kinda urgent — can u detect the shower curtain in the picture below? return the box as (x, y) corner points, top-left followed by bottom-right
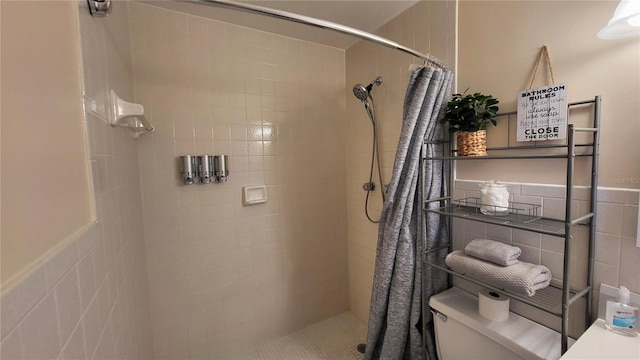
(364, 66), (453, 360)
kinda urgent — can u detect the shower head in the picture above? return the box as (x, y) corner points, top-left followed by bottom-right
(353, 84), (369, 102)
(352, 76), (383, 102)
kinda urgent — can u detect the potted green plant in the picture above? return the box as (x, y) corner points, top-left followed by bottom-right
(441, 91), (499, 156)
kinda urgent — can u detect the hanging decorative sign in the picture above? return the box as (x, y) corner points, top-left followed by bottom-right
(517, 83), (568, 141)
(517, 45), (568, 142)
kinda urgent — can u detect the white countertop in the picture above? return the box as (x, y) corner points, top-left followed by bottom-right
(560, 319), (640, 360)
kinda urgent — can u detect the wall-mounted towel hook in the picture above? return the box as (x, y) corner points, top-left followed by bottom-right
(109, 90), (154, 139)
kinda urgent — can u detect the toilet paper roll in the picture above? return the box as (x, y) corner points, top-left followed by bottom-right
(479, 288), (510, 322)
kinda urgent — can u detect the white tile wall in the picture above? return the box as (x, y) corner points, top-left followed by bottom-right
(128, 3), (349, 358)
(453, 179), (640, 337)
(0, 216), (153, 360)
(0, 2), (154, 359)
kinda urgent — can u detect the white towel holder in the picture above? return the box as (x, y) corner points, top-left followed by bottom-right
(109, 90), (154, 139)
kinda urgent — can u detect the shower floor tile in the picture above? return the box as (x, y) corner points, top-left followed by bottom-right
(230, 312), (366, 360)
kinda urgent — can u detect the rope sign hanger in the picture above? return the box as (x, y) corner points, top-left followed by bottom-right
(528, 45), (556, 89)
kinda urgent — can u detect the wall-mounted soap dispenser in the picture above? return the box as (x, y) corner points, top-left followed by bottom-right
(180, 155), (197, 185)
(198, 155), (213, 184)
(214, 155), (229, 183)
(179, 155), (228, 184)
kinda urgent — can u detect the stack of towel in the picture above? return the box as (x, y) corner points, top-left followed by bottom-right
(445, 239), (551, 297)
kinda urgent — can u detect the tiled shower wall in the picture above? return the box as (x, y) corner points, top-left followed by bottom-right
(128, 3), (349, 358)
(452, 180), (640, 337)
(345, 1), (456, 323)
(0, 2), (154, 359)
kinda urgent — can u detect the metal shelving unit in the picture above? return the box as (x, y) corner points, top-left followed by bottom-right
(420, 96), (601, 355)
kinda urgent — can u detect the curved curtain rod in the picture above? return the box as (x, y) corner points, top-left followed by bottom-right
(185, 0), (448, 70)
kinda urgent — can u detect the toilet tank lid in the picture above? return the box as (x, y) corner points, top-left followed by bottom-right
(429, 287), (570, 360)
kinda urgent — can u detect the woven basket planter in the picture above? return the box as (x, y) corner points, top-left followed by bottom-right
(457, 130), (487, 156)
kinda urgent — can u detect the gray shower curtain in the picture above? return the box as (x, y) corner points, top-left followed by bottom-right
(364, 66), (453, 360)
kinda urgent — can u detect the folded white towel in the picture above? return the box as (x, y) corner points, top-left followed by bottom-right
(445, 250), (551, 297)
(465, 239), (521, 266)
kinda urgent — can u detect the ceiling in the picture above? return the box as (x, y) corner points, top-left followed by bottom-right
(141, 0), (421, 49)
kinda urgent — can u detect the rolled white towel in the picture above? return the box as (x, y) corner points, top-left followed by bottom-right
(465, 239), (521, 266)
(445, 250), (551, 297)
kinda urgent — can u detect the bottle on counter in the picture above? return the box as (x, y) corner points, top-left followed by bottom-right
(605, 286), (638, 337)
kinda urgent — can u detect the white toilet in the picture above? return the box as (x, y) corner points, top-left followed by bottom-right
(429, 287), (571, 360)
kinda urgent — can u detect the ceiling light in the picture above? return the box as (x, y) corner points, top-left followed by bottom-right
(598, 0), (640, 39)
